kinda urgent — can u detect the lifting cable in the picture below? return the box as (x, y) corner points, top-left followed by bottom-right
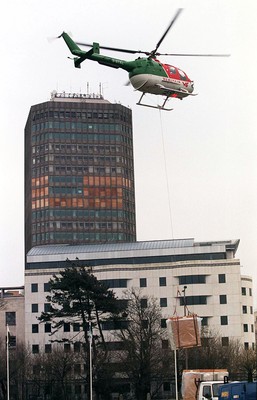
(158, 109), (174, 239)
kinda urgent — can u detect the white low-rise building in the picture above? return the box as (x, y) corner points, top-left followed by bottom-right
(0, 287), (25, 347)
(25, 238), (255, 352)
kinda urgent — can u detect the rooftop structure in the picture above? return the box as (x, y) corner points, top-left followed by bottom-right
(26, 238), (240, 267)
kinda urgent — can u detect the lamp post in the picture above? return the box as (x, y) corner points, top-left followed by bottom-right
(6, 324), (10, 400)
(181, 286), (188, 369)
(88, 320), (93, 400)
(87, 297), (93, 400)
(182, 286), (187, 316)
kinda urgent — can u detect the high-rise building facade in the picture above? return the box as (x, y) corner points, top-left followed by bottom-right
(25, 92), (136, 254)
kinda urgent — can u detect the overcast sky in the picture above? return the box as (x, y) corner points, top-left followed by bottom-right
(1, 0), (257, 306)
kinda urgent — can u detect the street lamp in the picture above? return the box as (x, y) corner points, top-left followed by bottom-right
(6, 325), (10, 400)
(181, 286), (188, 369)
(182, 286), (187, 316)
(88, 321), (93, 400)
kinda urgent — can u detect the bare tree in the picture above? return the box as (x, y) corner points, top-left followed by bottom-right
(115, 288), (173, 400)
(0, 341), (32, 400)
(183, 328), (256, 381)
(27, 346), (85, 400)
(239, 348), (257, 382)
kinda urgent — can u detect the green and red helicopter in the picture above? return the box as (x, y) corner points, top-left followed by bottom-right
(57, 9), (229, 110)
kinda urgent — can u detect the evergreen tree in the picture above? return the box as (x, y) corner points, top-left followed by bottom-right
(38, 261), (124, 399)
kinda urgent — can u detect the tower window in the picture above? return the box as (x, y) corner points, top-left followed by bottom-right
(159, 277), (166, 286)
(220, 316), (228, 325)
(219, 295), (227, 304)
(6, 312), (16, 326)
(160, 298), (167, 307)
(31, 283), (38, 293)
(32, 324), (39, 333)
(140, 278), (147, 287)
(31, 304), (38, 313)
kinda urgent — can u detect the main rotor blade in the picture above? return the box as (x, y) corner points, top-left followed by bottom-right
(75, 9), (184, 57)
(152, 8), (183, 56)
(156, 52), (230, 57)
(76, 41), (150, 55)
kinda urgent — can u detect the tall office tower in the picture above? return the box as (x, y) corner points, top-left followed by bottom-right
(25, 91), (136, 254)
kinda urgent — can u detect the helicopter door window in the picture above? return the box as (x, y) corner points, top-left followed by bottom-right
(178, 69), (187, 81)
(169, 66), (177, 76)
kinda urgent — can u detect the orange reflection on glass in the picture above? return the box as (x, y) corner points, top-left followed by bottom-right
(78, 199), (83, 207)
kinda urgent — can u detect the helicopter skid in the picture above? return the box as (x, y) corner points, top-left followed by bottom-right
(137, 92), (173, 111)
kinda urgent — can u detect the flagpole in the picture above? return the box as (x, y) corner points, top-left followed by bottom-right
(6, 324), (10, 400)
(174, 349), (178, 400)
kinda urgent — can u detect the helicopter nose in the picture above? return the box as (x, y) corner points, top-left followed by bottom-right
(190, 81), (194, 93)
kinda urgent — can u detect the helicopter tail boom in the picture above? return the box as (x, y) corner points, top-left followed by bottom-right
(59, 32), (100, 69)
(59, 32), (82, 55)
(74, 43), (100, 69)
(59, 31), (135, 72)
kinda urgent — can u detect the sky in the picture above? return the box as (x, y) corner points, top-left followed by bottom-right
(1, 0), (257, 306)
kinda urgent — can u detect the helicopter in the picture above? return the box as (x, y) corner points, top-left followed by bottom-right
(58, 9), (229, 111)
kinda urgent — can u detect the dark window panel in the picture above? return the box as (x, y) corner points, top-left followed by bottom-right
(159, 277), (166, 286)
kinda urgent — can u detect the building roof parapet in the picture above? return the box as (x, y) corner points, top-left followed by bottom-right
(28, 239), (194, 256)
(50, 90), (111, 104)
